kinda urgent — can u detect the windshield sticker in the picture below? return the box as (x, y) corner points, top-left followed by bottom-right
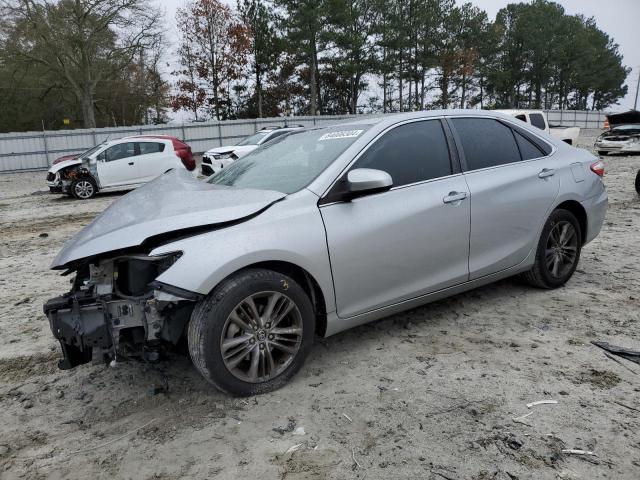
(318, 129), (364, 141)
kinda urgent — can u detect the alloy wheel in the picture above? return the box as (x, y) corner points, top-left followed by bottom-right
(545, 221), (578, 278)
(220, 291), (303, 383)
(74, 180), (94, 199)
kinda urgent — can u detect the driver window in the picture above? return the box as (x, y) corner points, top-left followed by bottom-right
(353, 120), (452, 187)
(104, 142), (136, 162)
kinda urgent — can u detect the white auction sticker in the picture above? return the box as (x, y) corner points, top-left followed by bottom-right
(318, 129), (364, 141)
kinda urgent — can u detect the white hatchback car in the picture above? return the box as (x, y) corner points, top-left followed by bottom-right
(47, 135), (195, 199)
(201, 125), (303, 176)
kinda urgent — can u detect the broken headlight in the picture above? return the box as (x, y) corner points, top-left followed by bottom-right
(113, 252), (182, 297)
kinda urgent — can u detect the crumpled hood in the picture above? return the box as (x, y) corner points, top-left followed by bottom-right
(204, 145), (257, 156)
(49, 158), (82, 174)
(52, 169), (285, 269)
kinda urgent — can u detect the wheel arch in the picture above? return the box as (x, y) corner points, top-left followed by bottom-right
(554, 199), (587, 243)
(214, 260), (328, 337)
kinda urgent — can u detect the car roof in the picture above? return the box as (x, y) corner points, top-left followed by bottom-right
(331, 109), (519, 129)
(260, 125), (304, 132)
(124, 135), (178, 141)
(495, 109), (545, 116)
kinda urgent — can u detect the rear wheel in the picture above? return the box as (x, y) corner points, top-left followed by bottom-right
(521, 209), (582, 289)
(635, 170), (640, 195)
(71, 177), (97, 200)
(188, 269), (314, 396)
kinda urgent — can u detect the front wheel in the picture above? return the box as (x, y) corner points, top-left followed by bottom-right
(635, 170), (640, 195)
(188, 269), (315, 396)
(521, 209), (582, 289)
(71, 177), (97, 200)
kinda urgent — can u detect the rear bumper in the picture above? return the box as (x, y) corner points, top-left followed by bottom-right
(582, 186), (608, 245)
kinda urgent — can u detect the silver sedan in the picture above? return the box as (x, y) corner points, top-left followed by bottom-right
(44, 110), (607, 396)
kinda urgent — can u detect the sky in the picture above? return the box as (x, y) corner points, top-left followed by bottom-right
(155, 0), (640, 111)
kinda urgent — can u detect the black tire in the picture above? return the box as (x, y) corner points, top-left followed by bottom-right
(597, 151), (608, 156)
(521, 209), (582, 289)
(188, 269), (315, 396)
(70, 177), (97, 200)
(635, 170), (640, 195)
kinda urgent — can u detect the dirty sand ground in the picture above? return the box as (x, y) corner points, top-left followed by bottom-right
(0, 131), (638, 480)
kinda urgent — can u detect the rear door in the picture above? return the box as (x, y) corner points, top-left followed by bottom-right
(449, 117), (560, 280)
(320, 119), (471, 318)
(135, 141), (169, 183)
(96, 142), (140, 187)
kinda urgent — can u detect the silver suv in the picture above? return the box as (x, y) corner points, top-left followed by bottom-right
(44, 110), (607, 396)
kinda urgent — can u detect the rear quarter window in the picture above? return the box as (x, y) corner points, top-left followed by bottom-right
(138, 142), (165, 155)
(514, 131), (545, 160)
(529, 113), (546, 130)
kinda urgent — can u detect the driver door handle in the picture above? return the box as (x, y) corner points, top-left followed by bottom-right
(443, 191), (468, 204)
(538, 168), (555, 178)
(128, 162), (135, 166)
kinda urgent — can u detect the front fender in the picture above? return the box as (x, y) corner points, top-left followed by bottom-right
(150, 192), (336, 313)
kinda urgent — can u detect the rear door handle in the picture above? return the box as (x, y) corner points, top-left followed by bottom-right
(128, 162), (135, 166)
(538, 168), (555, 178)
(443, 191), (468, 204)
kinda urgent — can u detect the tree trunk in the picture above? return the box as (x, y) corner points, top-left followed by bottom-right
(351, 74), (360, 114)
(313, 36), (322, 115)
(256, 63), (263, 118)
(440, 70), (449, 109)
(383, 72), (388, 113)
(407, 72), (412, 111)
(79, 84), (96, 128)
(420, 68), (425, 110)
(309, 50), (317, 116)
(399, 49), (403, 112)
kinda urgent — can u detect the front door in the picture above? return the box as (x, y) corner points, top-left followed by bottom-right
(96, 142), (140, 187)
(320, 119), (471, 318)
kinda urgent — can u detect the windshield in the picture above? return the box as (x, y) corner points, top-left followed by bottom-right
(208, 125), (371, 194)
(79, 144), (105, 160)
(236, 131), (271, 146)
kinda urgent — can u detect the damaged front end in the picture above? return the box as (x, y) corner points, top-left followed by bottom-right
(43, 252), (197, 369)
(47, 164), (96, 195)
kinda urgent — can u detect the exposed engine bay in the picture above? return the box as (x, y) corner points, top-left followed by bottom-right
(47, 164), (96, 194)
(43, 252), (196, 369)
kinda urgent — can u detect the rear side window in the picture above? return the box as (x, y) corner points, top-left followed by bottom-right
(514, 131), (545, 160)
(354, 120), (452, 187)
(530, 113), (546, 130)
(451, 118), (521, 171)
(138, 142), (165, 155)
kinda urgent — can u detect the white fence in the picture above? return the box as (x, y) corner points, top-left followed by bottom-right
(0, 110), (609, 173)
(0, 115), (361, 173)
(545, 110), (608, 129)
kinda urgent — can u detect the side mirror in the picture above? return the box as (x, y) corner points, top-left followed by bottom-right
(347, 168), (393, 197)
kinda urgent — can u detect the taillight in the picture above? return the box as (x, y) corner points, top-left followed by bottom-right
(603, 118), (609, 129)
(590, 160), (605, 177)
